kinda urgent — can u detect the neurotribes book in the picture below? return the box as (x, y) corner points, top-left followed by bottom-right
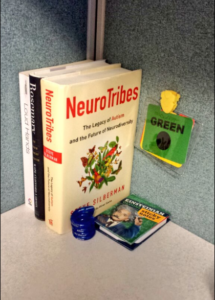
(28, 60), (110, 220)
(96, 194), (170, 250)
(41, 68), (142, 234)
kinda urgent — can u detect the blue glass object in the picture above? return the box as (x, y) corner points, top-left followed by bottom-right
(70, 206), (96, 240)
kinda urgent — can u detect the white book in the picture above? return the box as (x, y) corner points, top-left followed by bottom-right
(41, 67), (142, 234)
(19, 73), (35, 209)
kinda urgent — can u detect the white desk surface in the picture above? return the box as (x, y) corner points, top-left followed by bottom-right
(1, 205), (214, 300)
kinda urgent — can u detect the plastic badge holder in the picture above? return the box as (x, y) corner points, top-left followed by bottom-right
(70, 206), (96, 240)
(134, 96), (201, 176)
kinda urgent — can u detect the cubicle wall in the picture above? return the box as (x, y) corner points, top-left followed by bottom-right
(1, 0), (214, 244)
(1, 0), (87, 212)
(104, 0), (214, 244)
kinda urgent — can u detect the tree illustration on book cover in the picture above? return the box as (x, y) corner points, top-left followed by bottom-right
(78, 136), (122, 193)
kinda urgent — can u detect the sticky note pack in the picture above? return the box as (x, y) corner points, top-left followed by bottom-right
(140, 104), (193, 166)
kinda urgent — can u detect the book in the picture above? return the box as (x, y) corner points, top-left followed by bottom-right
(19, 60), (93, 210)
(41, 67), (142, 234)
(96, 194), (170, 250)
(28, 60), (111, 220)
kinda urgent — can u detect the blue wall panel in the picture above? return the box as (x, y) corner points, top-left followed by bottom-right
(104, 0), (214, 244)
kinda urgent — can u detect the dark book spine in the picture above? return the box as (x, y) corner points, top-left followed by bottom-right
(29, 75), (45, 220)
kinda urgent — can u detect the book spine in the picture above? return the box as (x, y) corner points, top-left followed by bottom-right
(29, 75), (45, 220)
(41, 80), (64, 233)
(19, 73), (35, 210)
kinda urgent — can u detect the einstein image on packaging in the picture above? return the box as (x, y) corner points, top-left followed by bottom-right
(95, 194), (170, 250)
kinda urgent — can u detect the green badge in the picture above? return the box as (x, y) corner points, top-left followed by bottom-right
(141, 104), (193, 165)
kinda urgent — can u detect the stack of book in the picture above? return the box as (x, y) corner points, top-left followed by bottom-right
(19, 60), (142, 234)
